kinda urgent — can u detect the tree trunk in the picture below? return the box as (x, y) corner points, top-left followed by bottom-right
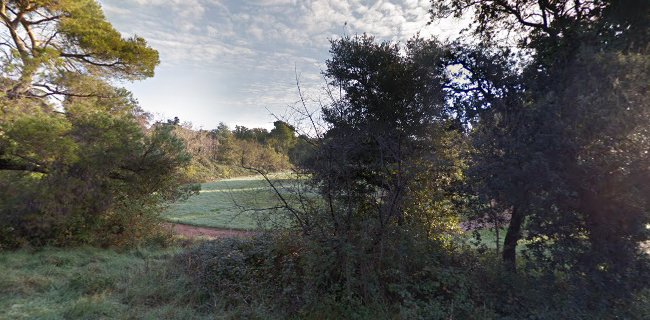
(502, 206), (523, 271)
(0, 158), (48, 173)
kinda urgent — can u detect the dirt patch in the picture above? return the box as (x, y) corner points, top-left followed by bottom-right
(163, 223), (257, 239)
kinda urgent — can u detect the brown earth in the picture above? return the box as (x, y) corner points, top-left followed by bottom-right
(162, 223), (650, 254)
(163, 223), (257, 239)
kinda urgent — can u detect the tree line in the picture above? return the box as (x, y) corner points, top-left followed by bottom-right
(170, 119), (314, 182)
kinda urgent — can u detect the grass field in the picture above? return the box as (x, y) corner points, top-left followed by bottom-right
(162, 174), (295, 230)
(0, 246), (209, 320)
(469, 227), (506, 251)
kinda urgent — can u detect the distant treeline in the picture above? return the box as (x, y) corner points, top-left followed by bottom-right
(170, 119), (315, 182)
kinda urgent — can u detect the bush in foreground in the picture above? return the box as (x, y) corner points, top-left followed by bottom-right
(177, 233), (649, 319)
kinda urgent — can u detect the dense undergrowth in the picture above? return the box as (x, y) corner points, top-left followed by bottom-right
(2, 237), (648, 320)
(176, 234), (650, 319)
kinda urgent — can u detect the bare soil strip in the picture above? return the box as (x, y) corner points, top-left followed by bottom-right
(163, 222), (650, 255)
(164, 223), (256, 239)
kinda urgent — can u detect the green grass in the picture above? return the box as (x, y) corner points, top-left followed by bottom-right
(162, 174), (296, 230)
(469, 227), (506, 251)
(0, 246), (211, 320)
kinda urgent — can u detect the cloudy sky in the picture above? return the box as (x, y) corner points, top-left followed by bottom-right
(99, 0), (464, 129)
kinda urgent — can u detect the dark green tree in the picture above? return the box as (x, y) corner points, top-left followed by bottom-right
(268, 120), (297, 154)
(315, 35), (448, 227)
(288, 35), (467, 302)
(432, 0), (650, 292)
(0, 0), (160, 173)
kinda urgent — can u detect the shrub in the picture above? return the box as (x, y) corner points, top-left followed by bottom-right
(177, 230), (502, 319)
(0, 120), (193, 249)
(178, 233), (305, 318)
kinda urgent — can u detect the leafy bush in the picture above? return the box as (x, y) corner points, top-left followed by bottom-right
(0, 0), (191, 250)
(0, 107), (194, 248)
(178, 230), (650, 319)
(177, 231), (502, 319)
(178, 233), (305, 318)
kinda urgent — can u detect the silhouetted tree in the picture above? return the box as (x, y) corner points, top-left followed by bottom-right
(433, 1), (650, 294)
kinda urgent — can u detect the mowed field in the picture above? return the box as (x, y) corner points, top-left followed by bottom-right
(162, 174), (295, 230)
(163, 174), (513, 248)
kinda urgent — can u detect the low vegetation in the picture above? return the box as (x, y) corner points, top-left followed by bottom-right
(2, 240), (648, 319)
(0, 246), (200, 320)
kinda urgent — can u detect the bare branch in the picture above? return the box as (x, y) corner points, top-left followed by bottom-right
(19, 18), (36, 50)
(60, 53), (123, 67)
(240, 164), (309, 235)
(0, 157), (48, 174)
(32, 83), (115, 99)
(25, 14), (62, 25)
(493, 0), (554, 34)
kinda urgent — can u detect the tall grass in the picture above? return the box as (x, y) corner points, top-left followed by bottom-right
(0, 246), (208, 319)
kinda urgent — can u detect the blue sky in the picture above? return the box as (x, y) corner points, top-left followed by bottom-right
(100, 0), (463, 129)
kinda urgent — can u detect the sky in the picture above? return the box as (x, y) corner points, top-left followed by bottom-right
(99, 0), (464, 130)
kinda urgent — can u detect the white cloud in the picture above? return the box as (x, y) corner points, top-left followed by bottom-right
(100, 0), (467, 129)
(103, 0), (459, 66)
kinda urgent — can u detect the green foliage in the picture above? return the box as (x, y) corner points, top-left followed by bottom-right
(437, 0), (650, 289)
(58, 0), (158, 79)
(268, 120), (297, 153)
(178, 233), (493, 319)
(515, 49), (650, 297)
(274, 36), (471, 310)
(233, 125), (269, 143)
(0, 0), (191, 249)
(179, 234), (647, 319)
(171, 121), (297, 183)
(0, 97), (193, 248)
(0, 0), (159, 99)
(304, 34), (458, 232)
(178, 235), (302, 317)
(401, 127), (469, 243)
(0, 1), (647, 318)
(288, 135), (316, 166)
(0, 244), (646, 320)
